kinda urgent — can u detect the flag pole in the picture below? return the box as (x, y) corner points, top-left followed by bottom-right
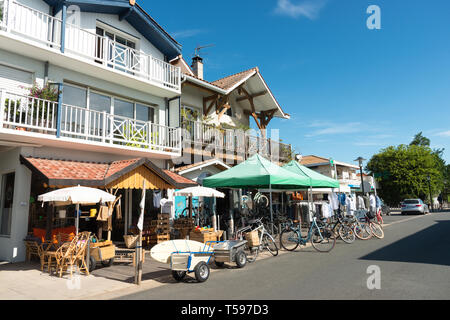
(135, 180), (145, 285)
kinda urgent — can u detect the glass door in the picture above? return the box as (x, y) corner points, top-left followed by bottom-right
(89, 92), (111, 139)
(0, 172), (15, 236)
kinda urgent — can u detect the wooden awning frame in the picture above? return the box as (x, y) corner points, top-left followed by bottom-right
(20, 156), (197, 190)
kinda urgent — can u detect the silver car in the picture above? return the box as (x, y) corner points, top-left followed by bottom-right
(401, 199), (430, 215)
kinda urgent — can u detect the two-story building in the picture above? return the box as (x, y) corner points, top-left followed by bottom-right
(0, 0), (293, 262)
(170, 55), (293, 167)
(0, 0), (196, 262)
(299, 155), (361, 192)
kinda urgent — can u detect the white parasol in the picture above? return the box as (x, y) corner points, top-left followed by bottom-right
(38, 185), (116, 234)
(174, 186), (224, 230)
(174, 186), (225, 198)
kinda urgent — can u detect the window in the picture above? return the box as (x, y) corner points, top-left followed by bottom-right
(225, 106), (233, 117)
(90, 92), (111, 113)
(0, 172), (15, 236)
(63, 84), (87, 108)
(136, 103), (155, 123)
(115, 98), (134, 119)
(96, 26), (137, 72)
(62, 84), (157, 123)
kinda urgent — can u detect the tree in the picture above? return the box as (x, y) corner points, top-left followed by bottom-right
(366, 144), (444, 207)
(410, 132), (430, 147)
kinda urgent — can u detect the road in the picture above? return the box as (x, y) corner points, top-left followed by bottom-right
(116, 211), (450, 300)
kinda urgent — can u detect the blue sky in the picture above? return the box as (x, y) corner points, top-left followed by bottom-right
(143, 0), (450, 164)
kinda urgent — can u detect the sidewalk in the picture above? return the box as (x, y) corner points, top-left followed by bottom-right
(0, 247), (281, 300)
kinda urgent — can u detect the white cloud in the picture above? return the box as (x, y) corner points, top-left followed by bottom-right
(274, 0), (327, 20)
(435, 130), (450, 137)
(171, 29), (205, 39)
(305, 121), (363, 137)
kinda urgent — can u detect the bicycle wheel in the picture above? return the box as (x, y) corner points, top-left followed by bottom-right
(245, 247), (258, 263)
(256, 194), (269, 207)
(280, 228), (300, 251)
(370, 222), (385, 239)
(338, 224), (356, 244)
(262, 233), (278, 256)
(310, 226), (336, 252)
(354, 222), (372, 240)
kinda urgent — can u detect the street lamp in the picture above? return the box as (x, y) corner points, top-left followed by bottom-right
(354, 157), (366, 194)
(427, 175), (433, 212)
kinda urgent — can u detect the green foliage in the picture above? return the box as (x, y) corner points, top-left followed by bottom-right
(410, 132), (430, 147)
(366, 144), (444, 206)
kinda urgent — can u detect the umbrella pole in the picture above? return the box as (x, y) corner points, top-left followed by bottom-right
(212, 197), (217, 231)
(76, 203), (79, 235)
(269, 184), (274, 235)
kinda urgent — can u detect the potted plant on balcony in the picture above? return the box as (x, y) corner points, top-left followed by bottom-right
(27, 83), (59, 132)
(3, 97), (25, 130)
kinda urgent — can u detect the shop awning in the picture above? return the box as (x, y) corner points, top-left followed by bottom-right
(202, 154), (311, 189)
(20, 156), (197, 190)
(282, 160), (340, 188)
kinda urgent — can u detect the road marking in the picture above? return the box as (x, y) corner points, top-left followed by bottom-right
(383, 212), (447, 228)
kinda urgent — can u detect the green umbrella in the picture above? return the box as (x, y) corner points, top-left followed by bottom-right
(203, 154), (311, 235)
(203, 154), (311, 189)
(282, 161), (340, 188)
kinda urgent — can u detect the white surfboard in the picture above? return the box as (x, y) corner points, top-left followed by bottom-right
(150, 239), (211, 264)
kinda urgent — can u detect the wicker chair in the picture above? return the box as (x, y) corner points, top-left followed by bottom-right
(55, 231), (91, 278)
(74, 232), (91, 276)
(53, 234), (80, 277)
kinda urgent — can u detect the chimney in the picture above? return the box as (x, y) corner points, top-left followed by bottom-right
(191, 56), (204, 80)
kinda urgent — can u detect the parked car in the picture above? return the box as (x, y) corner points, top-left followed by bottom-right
(401, 199), (430, 215)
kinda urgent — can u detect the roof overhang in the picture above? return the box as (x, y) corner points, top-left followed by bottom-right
(20, 156), (197, 189)
(176, 159), (231, 175)
(182, 69), (290, 120)
(45, 0), (182, 60)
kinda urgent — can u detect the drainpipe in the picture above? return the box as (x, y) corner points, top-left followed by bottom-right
(44, 62), (49, 86)
(56, 83), (63, 138)
(60, 3), (67, 53)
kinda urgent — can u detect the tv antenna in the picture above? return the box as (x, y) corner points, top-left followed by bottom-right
(193, 44), (215, 58)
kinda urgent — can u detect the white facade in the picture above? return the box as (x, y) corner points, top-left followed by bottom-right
(0, 0), (182, 262)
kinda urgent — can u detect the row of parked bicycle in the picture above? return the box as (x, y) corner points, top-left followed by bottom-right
(226, 207), (385, 263)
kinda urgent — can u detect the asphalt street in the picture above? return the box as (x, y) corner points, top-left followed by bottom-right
(117, 211), (450, 300)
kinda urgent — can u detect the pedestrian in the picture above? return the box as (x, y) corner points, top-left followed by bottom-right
(438, 193), (443, 211)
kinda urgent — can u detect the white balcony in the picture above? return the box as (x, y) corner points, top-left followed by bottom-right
(181, 119), (292, 161)
(0, 90), (182, 157)
(0, 0), (181, 94)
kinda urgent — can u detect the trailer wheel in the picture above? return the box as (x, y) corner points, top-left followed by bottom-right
(235, 250), (247, 268)
(194, 262), (210, 282)
(214, 261), (225, 268)
(101, 258), (114, 267)
(172, 271), (187, 282)
(88, 255), (96, 273)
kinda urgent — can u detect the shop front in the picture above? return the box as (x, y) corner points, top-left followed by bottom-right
(19, 156), (197, 266)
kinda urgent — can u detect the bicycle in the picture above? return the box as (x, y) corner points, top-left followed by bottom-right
(242, 192), (269, 209)
(353, 209), (384, 239)
(365, 210), (384, 239)
(352, 212), (373, 240)
(323, 212), (356, 244)
(235, 218), (278, 262)
(280, 217), (336, 252)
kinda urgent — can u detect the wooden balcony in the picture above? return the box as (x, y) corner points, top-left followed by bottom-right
(181, 119), (292, 164)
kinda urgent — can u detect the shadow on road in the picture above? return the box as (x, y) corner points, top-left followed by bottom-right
(360, 220), (450, 267)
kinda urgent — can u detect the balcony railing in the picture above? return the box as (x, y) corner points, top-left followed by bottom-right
(0, 90), (182, 154)
(0, 0), (181, 91)
(181, 119), (292, 161)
